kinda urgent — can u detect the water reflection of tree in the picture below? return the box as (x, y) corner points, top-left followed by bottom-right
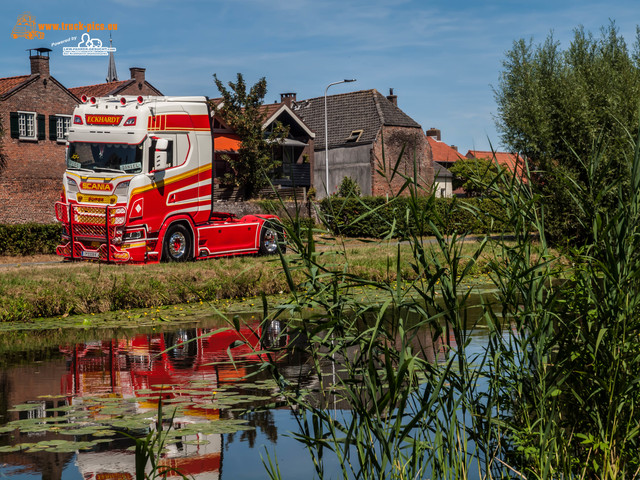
(226, 409), (278, 448)
(0, 373), (9, 428)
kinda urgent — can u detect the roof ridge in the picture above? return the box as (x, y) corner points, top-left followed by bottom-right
(0, 73), (32, 82)
(371, 89), (386, 125)
(302, 88), (375, 104)
(0, 74), (38, 99)
(69, 79), (129, 91)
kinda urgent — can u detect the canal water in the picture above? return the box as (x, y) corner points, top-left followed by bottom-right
(0, 314), (490, 480)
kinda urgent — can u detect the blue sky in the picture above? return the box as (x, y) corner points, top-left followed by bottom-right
(3, 0), (639, 153)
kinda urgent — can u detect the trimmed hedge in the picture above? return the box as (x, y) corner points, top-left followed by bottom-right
(0, 224), (61, 256)
(318, 196), (509, 238)
(0, 197), (508, 255)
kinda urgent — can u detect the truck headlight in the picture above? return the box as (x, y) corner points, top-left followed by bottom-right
(114, 180), (130, 195)
(67, 177), (78, 193)
(123, 230), (144, 241)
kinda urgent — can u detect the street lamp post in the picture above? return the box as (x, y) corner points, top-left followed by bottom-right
(324, 79), (356, 197)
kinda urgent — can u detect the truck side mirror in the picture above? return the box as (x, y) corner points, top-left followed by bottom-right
(154, 138), (170, 171)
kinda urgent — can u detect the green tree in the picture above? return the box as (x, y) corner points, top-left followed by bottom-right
(212, 73), (289, 199)
(449, 156), (502, 197)
(494, 22), (640, 243)
(335, 176), (362, 198)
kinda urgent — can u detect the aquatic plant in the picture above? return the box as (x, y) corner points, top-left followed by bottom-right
(257, 125), (640, 478)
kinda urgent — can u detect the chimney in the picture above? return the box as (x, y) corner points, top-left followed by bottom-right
(426, 128), (441, 141)
(451, 145), (458, 151)
(280, 92), (296, 108)
(29, 48), (51, 77)
(387, 88), (397, 106)
(130, 67), (146, 90)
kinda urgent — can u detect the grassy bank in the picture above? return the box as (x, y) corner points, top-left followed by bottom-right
(0, 236), (549, 323)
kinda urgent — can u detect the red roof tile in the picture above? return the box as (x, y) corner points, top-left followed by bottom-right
(68, 80), (131, 98)
(466, 150), (527, 179)
(427, 136), (464, 164)
(0, 75), (33, 97)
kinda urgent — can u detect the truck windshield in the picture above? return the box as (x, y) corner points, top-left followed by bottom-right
(67, 142), (144, 174)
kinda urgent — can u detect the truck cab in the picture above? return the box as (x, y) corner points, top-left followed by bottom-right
(56, 95), (282, 263)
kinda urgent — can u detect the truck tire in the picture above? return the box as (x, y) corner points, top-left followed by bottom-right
(259, 225), (285, 255)
(163, 329), (197, 368)
(162, 223), (192, 262)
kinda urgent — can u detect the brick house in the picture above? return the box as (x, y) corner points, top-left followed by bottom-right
(466, 150), (527, 180)
(68, 67), (162, 99)
(292, 89), (434, 198)
(0, 48), (162, 224)
(426, 128), (464, 197)
(0, 49), (79, 223)
(211, 94), (315, 200)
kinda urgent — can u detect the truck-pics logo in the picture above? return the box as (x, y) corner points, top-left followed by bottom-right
(12, 12), (43, 39)
(63, 33), (116, 56)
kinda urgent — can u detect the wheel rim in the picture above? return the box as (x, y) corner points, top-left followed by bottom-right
(263, 228), (278, 253)
(168, 231), (186, 259)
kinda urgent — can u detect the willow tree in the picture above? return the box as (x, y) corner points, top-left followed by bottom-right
(494, 22), (640, 243)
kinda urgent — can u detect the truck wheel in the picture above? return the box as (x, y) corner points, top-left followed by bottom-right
(259, 225), (285, 255)
(162, 224), (192, 262)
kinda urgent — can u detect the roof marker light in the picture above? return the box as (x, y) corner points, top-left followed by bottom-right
(81, 94), (88, 103)
(120, 97), (126, 106)
(137, 96), (144, 104)
(90, 97), (97, 105)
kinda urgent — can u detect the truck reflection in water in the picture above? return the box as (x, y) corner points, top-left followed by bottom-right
(0, 318), (458, 480)
(57, 320), (290, 480)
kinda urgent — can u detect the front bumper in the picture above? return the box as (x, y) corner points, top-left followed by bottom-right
(55, 202), (141, 263)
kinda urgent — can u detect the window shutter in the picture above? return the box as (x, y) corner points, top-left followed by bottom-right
(10, 112), (19, 138)
(37, 114), (46, 140)
(49, 115), (58, 141)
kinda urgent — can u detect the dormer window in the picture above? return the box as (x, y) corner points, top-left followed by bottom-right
(345, 129), (363, 143)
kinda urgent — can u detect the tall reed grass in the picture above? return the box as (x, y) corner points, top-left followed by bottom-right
(257, 127), (640, 478)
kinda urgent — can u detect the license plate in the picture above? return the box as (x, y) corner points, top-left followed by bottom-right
(81, 250), (100, 258)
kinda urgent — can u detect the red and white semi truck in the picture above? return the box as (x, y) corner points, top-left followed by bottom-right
(55, 95), (282, 263)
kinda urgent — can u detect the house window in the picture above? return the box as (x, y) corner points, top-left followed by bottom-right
(18, 111), (37, 140)
(56, 115), (71, 142)
(345, 129), (363, 143)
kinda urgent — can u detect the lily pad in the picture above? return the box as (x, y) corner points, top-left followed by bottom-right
(0, 444), (22, 453)
(182, 439), (210, 445)
(9, 403), (42, 412)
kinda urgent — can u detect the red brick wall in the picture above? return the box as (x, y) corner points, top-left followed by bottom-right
(370, 126), (434, 197)
(117, 82), (162, 96)
(0, 76), (78, 224)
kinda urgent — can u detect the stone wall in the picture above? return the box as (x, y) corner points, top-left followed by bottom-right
(214, 200), (316, 222)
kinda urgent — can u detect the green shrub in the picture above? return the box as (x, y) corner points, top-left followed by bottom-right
(335, 176), (361, 198)
(0, 224), (61, 256)
(318, 196), (507, 238)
